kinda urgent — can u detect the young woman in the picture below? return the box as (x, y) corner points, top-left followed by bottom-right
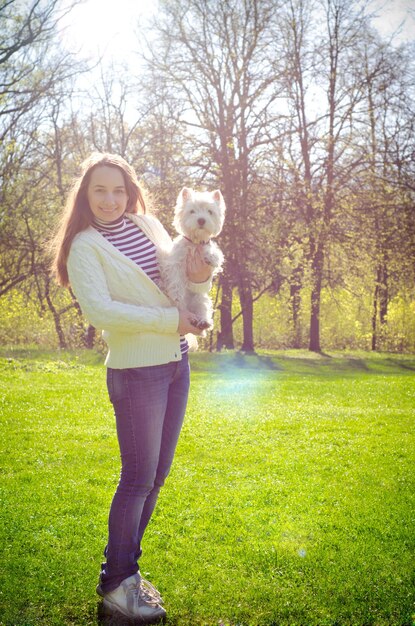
(51, 152), (212, 622)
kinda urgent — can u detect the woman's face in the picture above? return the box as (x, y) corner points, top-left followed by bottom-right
(87, 165), (129, 222)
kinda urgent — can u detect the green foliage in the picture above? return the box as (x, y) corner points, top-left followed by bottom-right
(0, 288), (104, 350)
(0, 349), (414, 625)
(0, 289), (56, 346)
(380, 290), (415, 352)
(222, 287), (415, 352)
(1, 284), (414, 352)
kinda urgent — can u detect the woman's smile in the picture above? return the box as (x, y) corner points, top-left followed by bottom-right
(87, 165), (128, 222)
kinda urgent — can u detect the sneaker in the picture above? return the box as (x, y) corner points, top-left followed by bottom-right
(97, 573), (164, 605)
(102, 574), (166, 623)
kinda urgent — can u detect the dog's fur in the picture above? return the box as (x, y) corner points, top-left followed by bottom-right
(158, 187), (225, 332)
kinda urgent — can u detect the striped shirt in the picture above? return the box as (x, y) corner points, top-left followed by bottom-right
(93, 214), (188, 355)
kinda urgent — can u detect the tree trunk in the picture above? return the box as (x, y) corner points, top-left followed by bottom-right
(371, 263), (388, 350)
(44, 282), (67, 349)
(84, 324), (96, 349)
(217, 275), (234, 350)
(378, 263), (388, 325)
(239, 279), (255, 353)
(290, 266), (303, 348)
(371, 279), (379, 351)
(309, 244), (324, 352)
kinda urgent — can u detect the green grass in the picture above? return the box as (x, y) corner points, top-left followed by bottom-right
(0, 348), (414, 625)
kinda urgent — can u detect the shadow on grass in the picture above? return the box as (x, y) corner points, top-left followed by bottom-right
(2, 345), (414, 377)
(190, 350), (415, 377)
(231, 351), (282, 370)
(385, 358), (415, 372)
(310, 350), (333, 358)
(0, 345), (105, 365)
(97, 601), (167, 625)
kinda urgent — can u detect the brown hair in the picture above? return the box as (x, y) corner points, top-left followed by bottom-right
(50, 152), (146, 287)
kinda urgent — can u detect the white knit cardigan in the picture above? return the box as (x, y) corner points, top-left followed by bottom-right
(67, 213), (211, 368)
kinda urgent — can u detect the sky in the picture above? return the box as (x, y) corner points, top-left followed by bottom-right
(369, 0), (415, 40)
(60, 0), (151, 63)
(61, 0), (415, 68)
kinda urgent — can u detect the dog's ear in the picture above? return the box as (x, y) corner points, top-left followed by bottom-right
(212, 190), (225, 206)
(180, 187), (193, 202)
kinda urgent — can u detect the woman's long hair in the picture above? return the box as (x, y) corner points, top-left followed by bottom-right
(50, 152), (146, 287)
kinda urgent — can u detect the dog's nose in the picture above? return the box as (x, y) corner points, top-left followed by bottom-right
(197, 218), (206, 227)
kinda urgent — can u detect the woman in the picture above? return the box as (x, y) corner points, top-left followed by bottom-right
(51, 152), (212, 622)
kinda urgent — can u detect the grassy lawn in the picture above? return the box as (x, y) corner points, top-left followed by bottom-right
(0, 347), (414, 626)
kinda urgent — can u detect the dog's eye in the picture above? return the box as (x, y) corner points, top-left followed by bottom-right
(208, 210), (213, 215)
(190, 210), (195, 214)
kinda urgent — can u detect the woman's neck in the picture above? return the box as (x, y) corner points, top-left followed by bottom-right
(93, 213), (126, 231)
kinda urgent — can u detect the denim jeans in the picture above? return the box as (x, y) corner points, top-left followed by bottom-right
(99, 353), (190, 593)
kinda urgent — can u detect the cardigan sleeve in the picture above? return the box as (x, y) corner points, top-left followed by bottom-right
(187, 277), (213, 294)
(67, 239), (179, 334)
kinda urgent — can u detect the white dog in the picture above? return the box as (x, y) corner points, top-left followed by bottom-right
(159, 187), (225, 332)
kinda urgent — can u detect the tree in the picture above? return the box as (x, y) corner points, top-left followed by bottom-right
(0, 0), (82, 141)
(0, 0), (88, 347)
(143, 0), (284, 351)
(352, 34), (415, 349)
(275, 0), (375, 351)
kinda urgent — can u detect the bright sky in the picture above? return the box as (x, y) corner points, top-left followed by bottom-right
(369, 0), (415, 41)
(61, 0), (415, 68)
(60, 0), (152, 63)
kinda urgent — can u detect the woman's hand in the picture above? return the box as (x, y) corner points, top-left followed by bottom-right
(186, 245), (212, 283)
(177, 310), (204, 335)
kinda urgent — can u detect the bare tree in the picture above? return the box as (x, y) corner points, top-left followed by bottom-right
(276, 0), (375, 351)
(0, 0), (83, 141)
(143, 0), (284, 351)
(352, 34), (415, 349)
(0, 0), (88, 347)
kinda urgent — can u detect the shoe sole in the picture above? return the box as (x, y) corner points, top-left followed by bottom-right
(102, 598), (166, 624)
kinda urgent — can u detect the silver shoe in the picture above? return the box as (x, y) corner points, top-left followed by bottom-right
(97, 573), (164, 605)
(102, 574), (166, 623)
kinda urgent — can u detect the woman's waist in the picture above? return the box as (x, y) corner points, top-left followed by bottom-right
(102, 329), (182, 369)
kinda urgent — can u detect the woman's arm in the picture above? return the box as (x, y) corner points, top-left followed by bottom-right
(187, 276), (213, 294)
(67, 240), (179, 333)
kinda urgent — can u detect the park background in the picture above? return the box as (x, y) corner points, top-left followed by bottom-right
(1, 0), (414, 354)
(1, 1), (415, 625)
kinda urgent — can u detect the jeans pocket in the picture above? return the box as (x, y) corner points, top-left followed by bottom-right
(106, 368), (128, 404)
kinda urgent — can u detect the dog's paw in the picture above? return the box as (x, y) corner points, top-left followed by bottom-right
(191, 318), (212, 331)
(203, 247), (224, 270)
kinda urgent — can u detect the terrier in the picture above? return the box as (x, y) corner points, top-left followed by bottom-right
(159, 187), (225, 332)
